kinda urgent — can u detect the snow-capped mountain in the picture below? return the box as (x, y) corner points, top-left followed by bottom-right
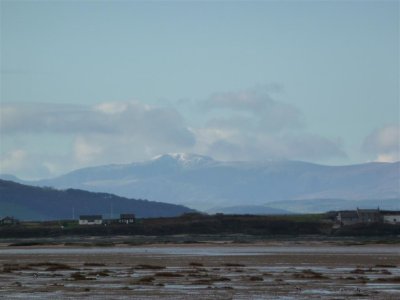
(3, 153), (399, 212)
(151, 153), (215, 168)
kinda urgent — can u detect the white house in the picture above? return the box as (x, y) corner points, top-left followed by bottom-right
(119, 214), (135, 224)
(79, 215), (103, 225)
(382, 211), (400, 224)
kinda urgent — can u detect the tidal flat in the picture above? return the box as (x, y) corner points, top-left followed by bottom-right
(0, 239), (399, 299)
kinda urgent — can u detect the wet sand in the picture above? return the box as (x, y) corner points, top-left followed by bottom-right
(1, 242), (399, 299)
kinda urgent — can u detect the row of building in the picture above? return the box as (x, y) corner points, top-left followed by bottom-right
(78, 214), (135, 225)
(0, 214), (136, 226)
(2, 209), (400, 227)
(335, 208), (400, 227)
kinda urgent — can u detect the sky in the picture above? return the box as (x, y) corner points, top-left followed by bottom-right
(0, 0), (399, 179)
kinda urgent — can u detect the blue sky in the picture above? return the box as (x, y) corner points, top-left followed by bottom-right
(1, 0), (399, 179)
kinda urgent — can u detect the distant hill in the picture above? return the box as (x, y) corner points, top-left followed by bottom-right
(2, 153), (399, 212)
(0, 179), (194, 221)
(207, 199), (400, 215)
(266, 198), (400, 213)
(207, 205), (293, 215)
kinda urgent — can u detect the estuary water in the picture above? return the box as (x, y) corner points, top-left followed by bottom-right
(1, 244), (399, 256)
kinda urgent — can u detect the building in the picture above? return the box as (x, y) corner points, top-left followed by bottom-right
(356, 208), (382, 223)
(336, 208), (381, 227)
(119, 214), (135, 224)
(335, 208), (400, 227)
(79, 215), (103, 225)
(337, 211), (360, 226)
(0, 216), (19, 226)
(382, 211), (400, 224)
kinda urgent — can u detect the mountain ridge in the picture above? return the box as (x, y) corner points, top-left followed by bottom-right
(0, 179), (194, 221)
(1, 154), (399, 212)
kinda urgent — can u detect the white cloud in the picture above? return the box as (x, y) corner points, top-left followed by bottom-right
(0, 87), (348, 178)
(362, 124), (400, 162)
(193, 87), (343, 162)
(204, 85), (282, 111)
(376, 153), (398, 163)
(202, 87), (304, 132)
(73, 136), (103, 164)
(193, 127), (345, 162)
(0, 149), (61, 179)
(1, 101), (197, 177)
(281, 133), (346, 160)
(0, 149), (27, 173)
(0, 103), (107, 134)
(1, 101), (195, 146)
(42, 161), (62, 175)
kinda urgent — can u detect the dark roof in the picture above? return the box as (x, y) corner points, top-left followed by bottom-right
(381, 211), (400, 215)
(338, 211), (359, 218)
(79, 215), (102, 220)
(357, 208), (380, 214)
(120, 214), (135, 219)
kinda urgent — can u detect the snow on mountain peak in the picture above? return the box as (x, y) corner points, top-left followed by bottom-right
(151, 153), (214, 167)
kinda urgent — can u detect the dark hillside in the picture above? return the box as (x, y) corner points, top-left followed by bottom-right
(0, 180), (194, 221)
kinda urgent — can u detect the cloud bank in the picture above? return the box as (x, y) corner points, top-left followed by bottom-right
(362, 124), (399, 162)
(203, 86), (304, 132)
(196, 87), (344, 161)
(1, 101), (195, 177)
(1, 87), (347, 178)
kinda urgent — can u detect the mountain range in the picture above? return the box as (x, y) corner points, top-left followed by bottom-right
(2, 153), (399, 214)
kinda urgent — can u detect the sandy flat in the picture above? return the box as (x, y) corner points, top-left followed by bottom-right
(1, 242), (399, 299)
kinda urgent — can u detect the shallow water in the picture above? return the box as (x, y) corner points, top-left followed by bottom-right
(1, 245), (399, 256)
(1, 244), (399, 299)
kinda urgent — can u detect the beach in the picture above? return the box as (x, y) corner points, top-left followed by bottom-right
(1, 240), (399, 299)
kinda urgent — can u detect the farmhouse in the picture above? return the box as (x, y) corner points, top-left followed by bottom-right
(119, 214), (135, 224)
(356, 208), (382, 223)
(336, 208), (400, 227)
(79, 215), (103, 225)
(337, 211), (359, 226)
(0, 216), (19, 226)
